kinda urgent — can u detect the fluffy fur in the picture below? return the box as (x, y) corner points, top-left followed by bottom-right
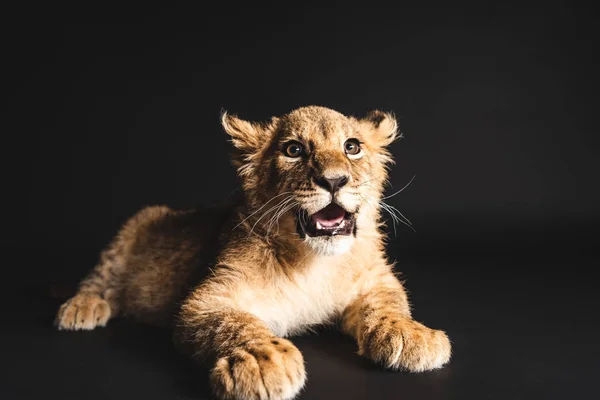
(56, 106), (451, 400)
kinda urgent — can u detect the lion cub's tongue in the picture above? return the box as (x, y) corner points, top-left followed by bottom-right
(311, 204), (345, 227)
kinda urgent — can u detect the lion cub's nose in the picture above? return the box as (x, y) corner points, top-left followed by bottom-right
(314, 175), (349, 193)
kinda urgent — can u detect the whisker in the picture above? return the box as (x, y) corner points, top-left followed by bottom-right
(360, 192), (416, 234)
(386, 203), (412, 226)
(270, 201), (300, 236)
(381, 175), (416, 200)
(379, 202), (398, 236)
(369, 193), (412, 227)
(383, 203), (415, 232)
(264, 197), (295, 232)
(360, 193), (397, 235)
(248, 196), (294, 237)
(293, 246), (316, 268)
(358, 174), (379, 187)
(359, 194), (374, 210)
(233, 191), (292, 231)
(266, 198), (297, 235)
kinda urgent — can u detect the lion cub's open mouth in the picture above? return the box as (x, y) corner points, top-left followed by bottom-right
(297, 203), (356, 237)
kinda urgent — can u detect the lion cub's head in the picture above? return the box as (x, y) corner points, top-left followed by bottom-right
(222, 106), (399, 256)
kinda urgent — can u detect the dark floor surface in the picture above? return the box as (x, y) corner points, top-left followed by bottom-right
(1, 238), (597, 400)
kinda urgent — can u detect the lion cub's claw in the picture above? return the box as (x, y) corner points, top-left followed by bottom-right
(55, 293), (111, 331)
(211, 337), (306, 400)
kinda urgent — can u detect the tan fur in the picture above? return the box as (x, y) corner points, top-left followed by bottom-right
(56, 106), (451, 400)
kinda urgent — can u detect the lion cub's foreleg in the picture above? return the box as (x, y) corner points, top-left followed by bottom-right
(342, 271), (451, 372)
(174, 291), (306, 400)
(55, 245), (121, 330)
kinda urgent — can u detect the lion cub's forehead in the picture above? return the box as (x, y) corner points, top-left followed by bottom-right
(281, 106), (358, 142)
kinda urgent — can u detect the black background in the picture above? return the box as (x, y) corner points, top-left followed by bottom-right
(2, 2), (599, 399)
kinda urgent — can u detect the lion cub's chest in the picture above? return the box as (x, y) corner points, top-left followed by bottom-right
(233, 261), (357, 337)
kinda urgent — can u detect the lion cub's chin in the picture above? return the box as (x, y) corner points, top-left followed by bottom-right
(305, 235), (354, 256)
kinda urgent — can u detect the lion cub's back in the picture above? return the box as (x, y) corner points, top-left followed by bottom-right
(119, 204), (234, 326)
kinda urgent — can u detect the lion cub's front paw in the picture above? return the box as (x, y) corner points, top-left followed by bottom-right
(360, 316), (451, 372)
(211, 337), (306, 400)
(55, 293), (111, 331)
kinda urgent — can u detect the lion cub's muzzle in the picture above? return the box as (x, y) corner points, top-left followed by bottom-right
(296, 203), (356, 237)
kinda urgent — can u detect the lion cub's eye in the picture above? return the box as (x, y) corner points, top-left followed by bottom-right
(344, 139), (361, 155)
(283, 141), (304, 158)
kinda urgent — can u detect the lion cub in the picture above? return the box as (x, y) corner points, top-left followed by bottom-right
(56, 106), (451, 400)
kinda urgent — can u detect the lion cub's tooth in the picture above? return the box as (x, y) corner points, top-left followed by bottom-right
(316, 221), (323, 230)
(339, 219), (346, 228)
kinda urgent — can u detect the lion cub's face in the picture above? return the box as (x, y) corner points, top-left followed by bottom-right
(223, 106), (399, 256)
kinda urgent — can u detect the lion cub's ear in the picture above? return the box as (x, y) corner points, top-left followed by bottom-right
(221, 111), (278, 153)
(359, 110), (400, 147)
